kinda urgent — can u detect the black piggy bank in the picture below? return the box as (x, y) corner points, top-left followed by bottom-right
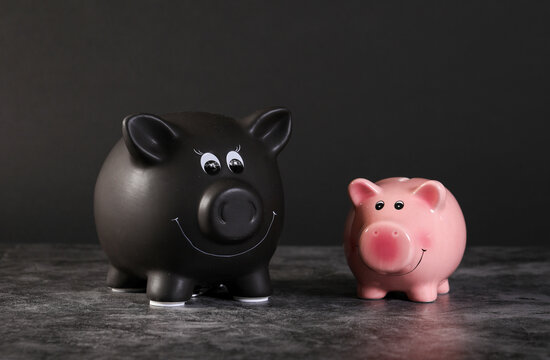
(94, 107), (291, 307)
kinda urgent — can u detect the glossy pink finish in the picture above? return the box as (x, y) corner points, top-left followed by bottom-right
(344, 177), (466, 302)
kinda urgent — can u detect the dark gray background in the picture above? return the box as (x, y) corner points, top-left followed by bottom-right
(1, 1), (548, 246)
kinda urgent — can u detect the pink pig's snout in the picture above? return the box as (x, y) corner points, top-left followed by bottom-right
(359, 222), (415, 274)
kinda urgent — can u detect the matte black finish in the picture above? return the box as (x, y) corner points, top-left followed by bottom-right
(94, 108), (292, 303)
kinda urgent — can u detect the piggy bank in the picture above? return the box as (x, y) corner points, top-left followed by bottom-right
(94, 107), (291, 306)
(344, 177), (466, 302)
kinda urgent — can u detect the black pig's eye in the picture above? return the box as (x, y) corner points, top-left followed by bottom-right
(226, 150), (244, 174)
(200, 152), (221, 175)
(375, 201), (384, 210)
(394, 201), (404, 210)
(229, 159), (243, 173)
(204, 160), (221, 175)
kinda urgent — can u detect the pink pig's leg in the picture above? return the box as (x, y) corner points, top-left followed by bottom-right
(437, 279), (450, 294)
(406, 284), (438, 303)
(357, 284), (387, 300)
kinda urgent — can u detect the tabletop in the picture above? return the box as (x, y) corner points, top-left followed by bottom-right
(0, 245), (548, 359)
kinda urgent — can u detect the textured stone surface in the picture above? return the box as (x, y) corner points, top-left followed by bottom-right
(0, 245), (548, 359)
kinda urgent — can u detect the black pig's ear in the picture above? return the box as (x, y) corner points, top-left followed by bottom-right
(240, 107), (292, 156)
(122, 113), (178, 163)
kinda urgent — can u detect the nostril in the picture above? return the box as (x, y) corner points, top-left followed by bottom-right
(219, 202), (227, 223)
(249, 200), (257, 222)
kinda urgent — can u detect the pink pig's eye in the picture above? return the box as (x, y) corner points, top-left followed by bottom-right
(375, 201), (384, 210)
(394, 201), (404, 210)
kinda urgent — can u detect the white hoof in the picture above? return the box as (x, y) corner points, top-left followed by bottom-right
(149, 300), (186, 307)
(233, 296), (269, 303)
(110, 287), (145, 293)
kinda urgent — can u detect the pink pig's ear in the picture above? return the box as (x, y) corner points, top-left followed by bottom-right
(348, 179), (382, 207)
(413, 180), (446, 212)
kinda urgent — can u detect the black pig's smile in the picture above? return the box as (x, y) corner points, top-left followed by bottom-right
(171, 211), (277, 258)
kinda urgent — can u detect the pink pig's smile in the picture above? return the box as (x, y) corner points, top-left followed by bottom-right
(358, 247), (427, 276)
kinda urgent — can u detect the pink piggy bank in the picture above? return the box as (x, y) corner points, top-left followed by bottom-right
(344, 177), (466, 302)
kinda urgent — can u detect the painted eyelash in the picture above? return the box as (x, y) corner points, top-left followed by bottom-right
(195, 146), (239, 155)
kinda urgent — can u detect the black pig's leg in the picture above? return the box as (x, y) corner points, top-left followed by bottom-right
(146, 271), (195, 307)
(228, 266), (272, 303)
(107, 265), (146, 292)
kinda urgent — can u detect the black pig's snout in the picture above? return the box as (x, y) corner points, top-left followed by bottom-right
(199, 181), (263, 243)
